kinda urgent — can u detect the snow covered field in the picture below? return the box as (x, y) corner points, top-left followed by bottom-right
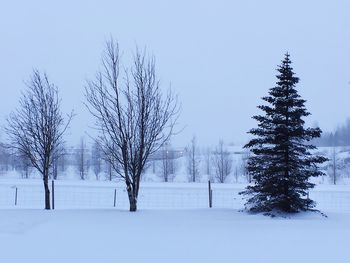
(1, 180), (350, 262)
(1, 209), (349, 263)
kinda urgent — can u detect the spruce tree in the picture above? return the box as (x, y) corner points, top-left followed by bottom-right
(241, 53), (327, 214)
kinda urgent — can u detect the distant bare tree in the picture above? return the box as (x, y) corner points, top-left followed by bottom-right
(151, 159), (157, 174)
(57, 145), (67, 175)
(241, 149), (251, 183)
(17, 154), (32, 179)
(212, 140), (232, 183)
(159, 142), (177, 182)
(103, 145), (117, 181)
(328, 146), (342, 185)
(106, 161), (115, 181)
(343, 155), (350, 180)
(91, 141), (103, 180)
(51, 154), (58, 180)
(0, 143), (11, 174)
(186, 136), (200, 182)
(6, 70), (72, 209)
(76, 137), (90, 180)
(204, 147), (212, 180)
(51, 145), (66, 180)
(85, 39), (179, 211)
(234, 164), (239, 183)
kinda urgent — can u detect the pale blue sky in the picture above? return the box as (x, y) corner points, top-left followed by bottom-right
(0, 0), (349, 147)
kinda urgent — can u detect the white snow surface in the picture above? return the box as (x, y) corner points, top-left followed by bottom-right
(1, 179), (350, 262)
(0, 209), (349, 263)
(0, 179), (350, 263)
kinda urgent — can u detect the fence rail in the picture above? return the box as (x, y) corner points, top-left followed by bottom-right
(0, 181), (349, 212)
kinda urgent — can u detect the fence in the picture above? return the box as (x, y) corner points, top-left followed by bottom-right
(0, 180), (349, 212)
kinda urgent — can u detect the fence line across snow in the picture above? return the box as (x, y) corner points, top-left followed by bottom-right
(0, 180), (349, 212)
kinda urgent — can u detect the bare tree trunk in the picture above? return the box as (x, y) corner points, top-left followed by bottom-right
(43, 169), (50, 210)
(129, 196), (137, 212)
(126, 182), (137, 212)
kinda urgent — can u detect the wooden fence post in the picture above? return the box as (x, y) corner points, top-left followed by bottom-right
(113, 189), (117, 207)
(14, 187), (18, 206)
(52, 180), (55, 210)
(208, 180), (212, 208)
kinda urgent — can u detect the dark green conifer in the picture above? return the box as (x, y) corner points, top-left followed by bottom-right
(241, 53), (327, 214)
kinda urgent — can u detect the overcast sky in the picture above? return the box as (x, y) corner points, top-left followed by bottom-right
(0, 0), (349, 147)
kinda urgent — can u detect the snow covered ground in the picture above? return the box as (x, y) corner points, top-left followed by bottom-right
(1, 179), (350, 262)
(0, 209), (349, 263)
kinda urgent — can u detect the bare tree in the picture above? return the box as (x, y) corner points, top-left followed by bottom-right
(159, 142), (177, 182)
(51, 154), (58, 180)
(204, 147), (212, 180)
(241, 149), (251, 183)
(91, 141), (103, 180)
(212, 140), (232, 183)
(17, 153), (32, 179)
(57, 145), (67, 176)
(106, 161), (115, 181)
(328, 146), (342, 185)
(51, 144), (66, 180)
(76, 137), (90, 180)
(151, 159), (157, 174)
(343, 155), (350, 180)
(186, 136), (200, 182)
(6, 70), (72, 209)
(103, 145), (118, 181)
(0, 143), (11, 174)
(234, 164), (239, 183)
(85, 39), (179, 211)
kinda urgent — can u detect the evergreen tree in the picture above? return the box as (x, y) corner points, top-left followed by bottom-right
(241, 53), (327, 214)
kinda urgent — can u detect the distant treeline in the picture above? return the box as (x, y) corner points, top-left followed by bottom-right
(315, 119), (350, 147)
